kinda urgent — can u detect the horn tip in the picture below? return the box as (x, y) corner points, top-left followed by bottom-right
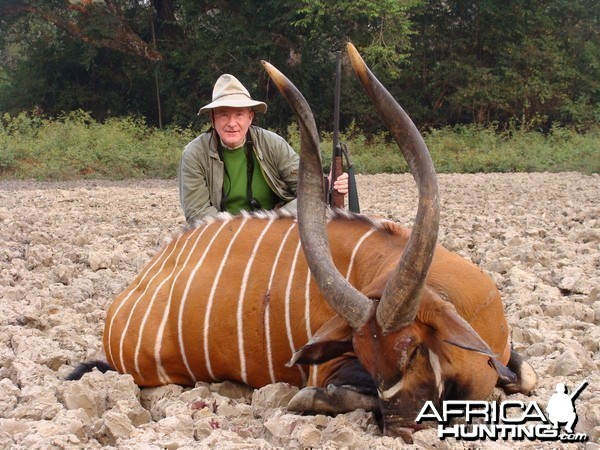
(346, 42), (367, 76)
(262, 60), (282, 80)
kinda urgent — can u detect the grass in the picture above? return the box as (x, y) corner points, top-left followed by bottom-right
(0, 111), (195, 180)
(0, 110), (598, 181)
(309, 122), (600, 175)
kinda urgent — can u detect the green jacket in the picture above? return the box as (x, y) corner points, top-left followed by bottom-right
(178, 125), (299, 224)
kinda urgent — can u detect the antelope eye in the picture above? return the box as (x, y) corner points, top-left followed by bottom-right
(407, 346), (419, 365)
(398, 344), (420, 370)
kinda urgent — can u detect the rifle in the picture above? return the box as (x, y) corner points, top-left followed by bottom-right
(328, 51), (360, 212)
(569, 380), (588, 402)
(328, 51), (345, 208)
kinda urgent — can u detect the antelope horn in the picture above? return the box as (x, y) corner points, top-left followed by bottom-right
(346, 42), (440, 333)
(261, 60), (372, 330)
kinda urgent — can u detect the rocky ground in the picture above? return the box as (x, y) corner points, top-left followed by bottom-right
(0, 172), (598, 449)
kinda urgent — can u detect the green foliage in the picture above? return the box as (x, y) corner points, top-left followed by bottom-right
(0, 0), (599, 134)
(0, 113), (597, 181)
(424, 125), (600, 174)
(279, 119), (599, 176)
(406, 0), (600, 129)
(0, 111), (194, 180)
(293, 0), (417, 69)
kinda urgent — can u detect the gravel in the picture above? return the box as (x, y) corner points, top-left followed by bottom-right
(0, 172), (598, 448)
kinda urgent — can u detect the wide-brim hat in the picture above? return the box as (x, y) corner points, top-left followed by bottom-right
(198, 74), (267, 115)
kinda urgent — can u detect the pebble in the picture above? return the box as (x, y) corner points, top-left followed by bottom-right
(1, 174), (598, 448)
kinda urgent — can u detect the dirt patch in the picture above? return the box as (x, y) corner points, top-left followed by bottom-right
(0, 173), (598, 448)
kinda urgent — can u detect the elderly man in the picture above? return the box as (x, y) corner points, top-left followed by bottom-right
(178, 74), (348, 225)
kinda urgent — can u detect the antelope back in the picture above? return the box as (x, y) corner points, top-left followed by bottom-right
(103, 212), (380, 387)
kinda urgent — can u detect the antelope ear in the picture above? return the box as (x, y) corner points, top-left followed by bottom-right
(418, 295), (497, 358)
(287, 315), (354, 367)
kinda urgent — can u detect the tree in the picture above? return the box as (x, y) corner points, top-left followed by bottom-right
(0, 0), (598, 132)
(0, 1), (163, 121)
(0, 0), (162, 61)
(406, 0), (600, 129)
(289, 0), (420, 133)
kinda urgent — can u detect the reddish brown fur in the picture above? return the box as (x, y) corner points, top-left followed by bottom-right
(104, 211), (509, 395)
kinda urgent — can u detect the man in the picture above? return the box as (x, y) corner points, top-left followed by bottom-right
(546, 382), (579, 433)
(178, 74), (348, 225)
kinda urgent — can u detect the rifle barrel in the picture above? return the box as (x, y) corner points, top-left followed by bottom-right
(330, 51), (344, 208)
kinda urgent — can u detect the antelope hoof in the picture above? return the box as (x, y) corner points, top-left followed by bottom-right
(287, 384), (379, 415)
(507, 350), (538, 395)
(512, 358), (538, 395)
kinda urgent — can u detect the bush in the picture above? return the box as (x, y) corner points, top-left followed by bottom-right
(0, 111), (597, 180)
(0, 111), (195, 180)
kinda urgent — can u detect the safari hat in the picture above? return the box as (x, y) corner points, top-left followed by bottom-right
(198, 74), (267, 114)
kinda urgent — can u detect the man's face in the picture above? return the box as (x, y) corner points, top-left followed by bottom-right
(212, 106), (254, 148)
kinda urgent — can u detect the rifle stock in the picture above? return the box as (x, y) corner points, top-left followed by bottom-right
(329, 145), (344, 208)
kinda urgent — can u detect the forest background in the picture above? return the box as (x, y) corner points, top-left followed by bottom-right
(0, 0), (598, 179)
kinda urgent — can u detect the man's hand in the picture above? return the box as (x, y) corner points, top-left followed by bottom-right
(332, 172), (349, 195)
(327, 171), (348, 195)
